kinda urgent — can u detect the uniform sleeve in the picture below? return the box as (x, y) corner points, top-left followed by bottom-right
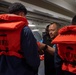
(21, 26), (40, 71)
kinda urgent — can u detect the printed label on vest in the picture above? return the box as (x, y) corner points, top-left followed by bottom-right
(0, 40), (8, 46)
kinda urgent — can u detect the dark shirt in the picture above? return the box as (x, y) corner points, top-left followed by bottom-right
(43, 34), (55, 75)
(0, 26), (40, 75)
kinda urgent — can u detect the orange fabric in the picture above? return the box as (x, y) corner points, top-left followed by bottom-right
(37, 42), (41, 47)
(62, 63), (76, 74)
(0, 14), (28, 58)
(0, 14), (28, 22)
(52, 25), (76, 74)
(39, 54), (44, 60)
(59, 25), (76, 34)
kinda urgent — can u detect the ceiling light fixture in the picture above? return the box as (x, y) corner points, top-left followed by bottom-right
(32, 29), (39, 31)
(28, 24), (36, 27)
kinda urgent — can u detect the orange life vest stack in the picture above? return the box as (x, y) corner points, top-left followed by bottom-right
(0, 14), (28, 58)
(52, 25), (76, 74)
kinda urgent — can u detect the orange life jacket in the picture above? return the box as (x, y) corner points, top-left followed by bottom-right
(0, 14), (28, 58)
(52, 25), (76, 74)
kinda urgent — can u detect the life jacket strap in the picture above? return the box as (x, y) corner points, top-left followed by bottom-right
(0, 50), (23, 58)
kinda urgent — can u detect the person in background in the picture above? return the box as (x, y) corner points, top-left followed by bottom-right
(0, 2), (40, 75)
(43, 22), (61, 75)
(43, 25), (51, 46)
(53, 15), (76, 75)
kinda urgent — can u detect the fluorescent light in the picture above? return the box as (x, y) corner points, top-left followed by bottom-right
(28, 24), (36, 27)
(32, 29), (39, 31)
